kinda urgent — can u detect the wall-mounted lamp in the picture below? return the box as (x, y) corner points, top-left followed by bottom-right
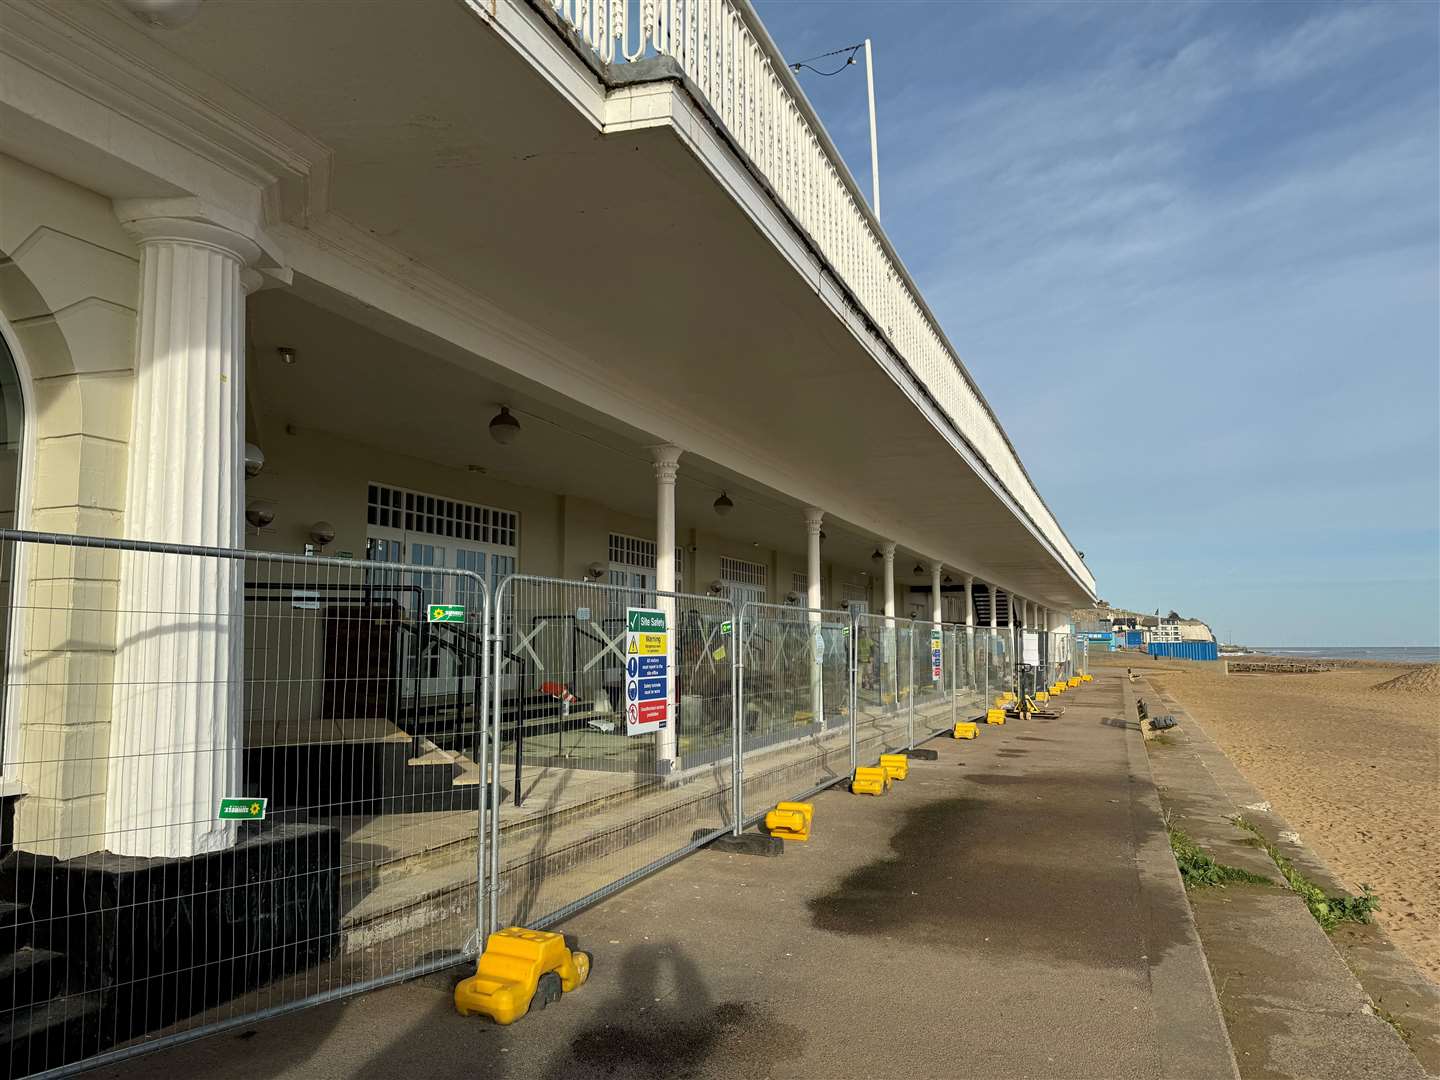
(276, 346), (296, 365)
(584, 561), (606, 582)
(713, 491), (734, 516)
(489, 406), (521, 445)
(785, 590), (801, 606)
(309, 521), (336, 551)
(245, 499), (276, 532)
(707, 579), (725, 597)
(244, 442), (265, 479)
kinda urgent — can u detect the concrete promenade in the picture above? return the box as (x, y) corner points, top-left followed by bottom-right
(96, 671), (1238, 1080)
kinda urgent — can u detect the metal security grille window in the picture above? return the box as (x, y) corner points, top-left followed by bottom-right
(790, 571), (807, 597)
(368, 483), (517, 547)
(841, 582), (869, 614)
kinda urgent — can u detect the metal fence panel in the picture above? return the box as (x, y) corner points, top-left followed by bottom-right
(735, 603), (853, 827)
(0, 530), (488, 1078)
(913, 621), (960, 740)
(486, 576), (735, 932)
(986, 627), (1012, 701)
(853, 613), (908, 756)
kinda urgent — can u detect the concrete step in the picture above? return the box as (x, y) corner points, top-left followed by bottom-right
(0, 946), (66, 1014)
(0, 899), (30, 954)
(1, 993), (105, 1079)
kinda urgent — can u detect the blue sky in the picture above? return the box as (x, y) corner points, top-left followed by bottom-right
(757, 0), (1440, 647)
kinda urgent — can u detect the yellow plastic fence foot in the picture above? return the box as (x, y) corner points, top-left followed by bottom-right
(1082, 674), (1093, 683)
(454, 927), (591, 1025)
(1068, 677), (1081, 688)
(879, 753), (909, 781)
(851, 766), (890, 795)
(985, 708), (1006, 726)
(765, 801), (813, 841)
(1035, 691), (1050, 703)
(953, 721), (978, 739)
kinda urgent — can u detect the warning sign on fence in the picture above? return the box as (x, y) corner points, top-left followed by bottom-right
(625, 607), (669, 735)
(931, 628), (943, 682)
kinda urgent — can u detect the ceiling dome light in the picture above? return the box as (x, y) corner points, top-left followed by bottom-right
(489, 406), (521, 445)
(870, 548), (882, 562)
(713, 491), (734, 516)
(913, 563), (925, 577)
(244, 442), (265, 479)
(118, 0), (202, 30)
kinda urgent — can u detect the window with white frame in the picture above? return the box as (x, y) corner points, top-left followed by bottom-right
(790, 571), (808, 598)
(721, 555), (767, 609)
(842, 581), (869, 615)
(365, 482), (518, 597)
(607, 532), (683, 594)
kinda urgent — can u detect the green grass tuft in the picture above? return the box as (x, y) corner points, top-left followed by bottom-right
(1231, 817), (1380, 931)
(1168, 827), (1274, 889)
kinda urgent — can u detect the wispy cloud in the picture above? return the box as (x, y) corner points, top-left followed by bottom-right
(759, 0), (1439, 643)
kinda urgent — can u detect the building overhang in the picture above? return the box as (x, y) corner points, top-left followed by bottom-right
(0, 0), (1096, 608)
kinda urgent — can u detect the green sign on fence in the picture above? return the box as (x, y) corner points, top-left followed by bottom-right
(428, 604), (465, 624)
(627, 609), (666, 633)
(218, 797), (267, 821)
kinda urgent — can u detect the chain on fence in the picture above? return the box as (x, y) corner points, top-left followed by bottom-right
(484, 576), (736, 933)
(0, 530), (489, 1078)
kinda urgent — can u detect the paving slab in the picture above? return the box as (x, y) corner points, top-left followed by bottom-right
(94, 671), (1236, 1080)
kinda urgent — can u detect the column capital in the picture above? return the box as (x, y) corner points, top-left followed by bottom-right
(928, 560), (944, 575)
(650, 443), (682, 483)
(803, 507), (824, 534)
(114, 196), (286, 268)
(963, 573), (975, 586)
(879, 541), (896, 558)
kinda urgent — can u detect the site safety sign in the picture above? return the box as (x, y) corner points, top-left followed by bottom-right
(625, 607), (669, 735)
(931, 628), (943, 683)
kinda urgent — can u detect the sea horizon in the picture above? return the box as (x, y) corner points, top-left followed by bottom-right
(1244, 645), (1440, 664)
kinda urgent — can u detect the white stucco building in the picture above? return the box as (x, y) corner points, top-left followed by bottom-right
(0, 0), (1096, 1066)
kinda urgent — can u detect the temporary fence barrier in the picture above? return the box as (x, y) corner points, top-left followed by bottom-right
(0, 535), (989, 1078)
(484, 575), (735, 934)
(0, 529), (490, 1078)
(734, 602), (854, 828)
(853, 613), (910, 756)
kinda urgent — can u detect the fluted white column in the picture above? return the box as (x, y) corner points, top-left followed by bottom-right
(880, 542), (896, 709)
(804, 509), (823, 613)
(881, 543), (896, 619)
(106, 212), (260, 858)
(653, 444), (681, 772)
(804, 508), (824, 722)
(963, 574), (976, 691)
(929, 562), (943, 625)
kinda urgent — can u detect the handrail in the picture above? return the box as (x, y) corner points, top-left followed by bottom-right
(542, 0), (1091, 592)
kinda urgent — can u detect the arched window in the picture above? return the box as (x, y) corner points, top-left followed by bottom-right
(0, 328), (25, 762)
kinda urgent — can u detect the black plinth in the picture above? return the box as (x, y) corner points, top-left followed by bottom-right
(4, 821), (340, 1040)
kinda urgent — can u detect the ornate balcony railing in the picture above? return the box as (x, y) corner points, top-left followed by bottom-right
(545, 0), (1089, 588)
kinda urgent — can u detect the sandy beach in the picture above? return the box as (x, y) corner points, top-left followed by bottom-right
(1097, 652), (1440, 983)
